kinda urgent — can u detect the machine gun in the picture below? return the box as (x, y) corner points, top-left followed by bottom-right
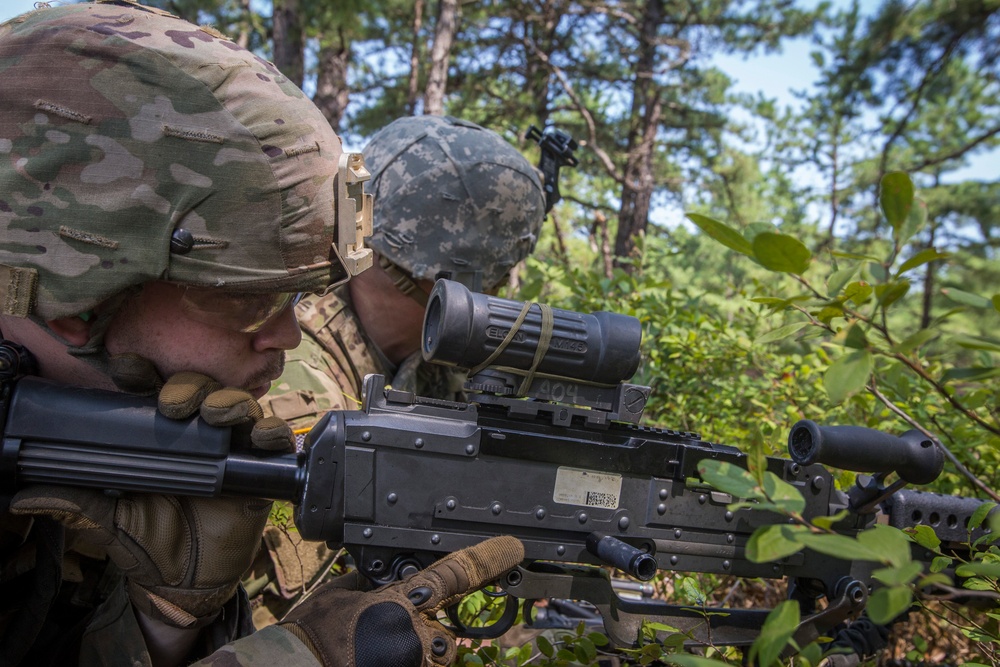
(1, 280), (995, 656)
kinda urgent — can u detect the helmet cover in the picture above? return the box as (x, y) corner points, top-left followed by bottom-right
(363, 115), (545, 292)
(0, 1), (347, 321)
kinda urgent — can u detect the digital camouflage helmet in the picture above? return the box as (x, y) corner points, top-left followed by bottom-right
(0, 1), (371, 325)
(363, 115), (545, 294)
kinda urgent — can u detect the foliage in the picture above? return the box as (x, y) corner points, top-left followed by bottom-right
(684, 172), (1000, 664)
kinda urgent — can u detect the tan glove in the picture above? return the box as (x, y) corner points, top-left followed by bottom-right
(278, 536), (525, 667)
(158, 370), (294, 451)
(10, 372), (292, 628)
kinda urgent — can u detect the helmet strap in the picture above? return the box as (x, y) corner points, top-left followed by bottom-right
(378, 254), (429, 309)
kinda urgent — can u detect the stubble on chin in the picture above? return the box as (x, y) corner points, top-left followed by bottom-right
(243, 352), (285, 391)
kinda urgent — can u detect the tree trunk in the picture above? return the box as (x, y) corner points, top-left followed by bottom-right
(614, 0), (664, 268)
(406, 0), (425, 115)
(313, 36), (350, 131)
(424, 0), (459, 116)
(272, 0), (304, 88)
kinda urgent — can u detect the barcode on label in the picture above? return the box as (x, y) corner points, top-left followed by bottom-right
(585, 491), (618, 508)
(552, 467), (622, 510)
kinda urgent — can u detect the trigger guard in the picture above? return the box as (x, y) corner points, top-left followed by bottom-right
(445, 592), (518, 639)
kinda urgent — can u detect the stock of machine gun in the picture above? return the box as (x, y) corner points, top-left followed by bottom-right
(0, 280), (994, 654)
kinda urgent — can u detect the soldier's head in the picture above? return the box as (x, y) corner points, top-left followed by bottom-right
(0, 1), (367, 393)
(363, 115), (545, 301)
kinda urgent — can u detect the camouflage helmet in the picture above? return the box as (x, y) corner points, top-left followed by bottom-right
(0, 1), (360, 322)
(363, 115), (545, 293)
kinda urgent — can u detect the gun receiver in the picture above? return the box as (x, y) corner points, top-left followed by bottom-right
(0, 281), (995, 653)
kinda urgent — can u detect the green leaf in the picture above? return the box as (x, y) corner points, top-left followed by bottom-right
(762, 472), (806, 514)
(843, 323), (869, 350)
(867, 585), (913, 624)
(833, 250), (882, 262)
(858, 525), (913, 568)
(907, 525), (941, 551)
(891, 328), (938, 354)
(665, 655), (734, 667)
(746, 524), (808, 562)
(697, 459), (761, 500)
(873, 562), (923, 587)
(993, 295), (1000, 313)
(752, 233), (812, 274)
(875, 280), (910, 308)
(747, 425), (768, 487)
(941, 367), (1000, 383)
(587, 632), (610, 647)
(574, 637), (597, 662)
(941, 288), (992, 308)
(963, 577), (996, 591)
(879, 172), (914, 232)
(686, 213), (754, 256)
(754, 322), (809, 346)
(745, 221), (778, 244)
(811, 509), (850, 530)
(843, 281), (873, 305)
(749, 600), (800, 667)
(930, 557), (953, 573)
(823, 350), (873, 404)
(536, 635), (554, 658)
(827, 264), (858, 296)
(897, 248), (948, 276)
(955, 561), (1000, 578)
(952, 335), (1000, 353)
(898, 198), (928, 246)
(796, 532), (882, 562)
(969, 502), (997, 530)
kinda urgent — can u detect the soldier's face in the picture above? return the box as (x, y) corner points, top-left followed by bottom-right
(104, 281), (302, 398)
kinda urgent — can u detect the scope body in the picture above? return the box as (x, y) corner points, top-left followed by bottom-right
(422, 279), (641, 386)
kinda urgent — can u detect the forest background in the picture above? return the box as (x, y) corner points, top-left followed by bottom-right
(5, 0), (999, 664)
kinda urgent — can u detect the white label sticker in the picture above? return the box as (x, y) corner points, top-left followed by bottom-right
(553, 467), (622, 509)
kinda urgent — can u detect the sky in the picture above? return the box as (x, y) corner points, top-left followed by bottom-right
(3, 0), (997, 185)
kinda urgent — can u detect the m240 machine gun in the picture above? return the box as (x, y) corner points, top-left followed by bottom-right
(1, 280), (995, 656)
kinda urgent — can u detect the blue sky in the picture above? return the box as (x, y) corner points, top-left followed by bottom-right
(3, 0), (996, 184)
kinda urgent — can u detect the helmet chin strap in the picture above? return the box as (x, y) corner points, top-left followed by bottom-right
(378, 254), (430, 309)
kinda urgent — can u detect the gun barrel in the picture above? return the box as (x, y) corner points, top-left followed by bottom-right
(422, 279), (641, 386)
(2, 376), (301, 501)
(788, 420), (943, 485)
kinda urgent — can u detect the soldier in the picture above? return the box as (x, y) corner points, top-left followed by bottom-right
(249, 115), (547, 623)
(0, 3), (521, 666)
(261, 114), (547, 429)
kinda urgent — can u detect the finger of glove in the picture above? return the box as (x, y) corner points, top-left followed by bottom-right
(279, 587), (431, 667)
(158, 372), (222, 419)
(200, 387), (265, 427)
(251, 415), (295, 452)
(9, 485), (116, 534)
(396, 535), (524, 612)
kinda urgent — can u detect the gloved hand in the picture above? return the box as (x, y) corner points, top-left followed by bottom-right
(158, 370), (294, 451)
(9, 371), (291, 628)
(278, 536), (525, 667)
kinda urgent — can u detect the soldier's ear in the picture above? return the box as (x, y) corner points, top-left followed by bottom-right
(46, 312), (95, 347)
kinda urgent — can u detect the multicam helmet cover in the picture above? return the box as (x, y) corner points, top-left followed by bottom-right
(0, 1), (351, 321)
(363, 115), (545, 292)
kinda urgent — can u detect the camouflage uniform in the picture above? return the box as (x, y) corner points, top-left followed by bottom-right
(252, 115), (546, 624)
(0, 2), (354, 664)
